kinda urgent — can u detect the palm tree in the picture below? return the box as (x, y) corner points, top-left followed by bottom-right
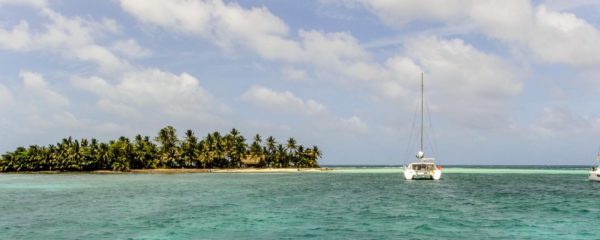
(0, 152), (12, 172)
(246, 134), (264, 167)
(210, 132), (227, 168)
(97, 143), (111, 170)
(81, 138), (101, 171)
(132, 135), (152, 169)
(200, 132), (224, 168)
(47, 144), (58, 171)
(285, 138), (297, 168)
(276, 144), (286, 168)
(309, 146), (322, 167)
(181, 129), (199, 168)
(110, 137), (131, 171)
(155, 126), (179, 168)
(225, 128), (246, 168)
(265, 136), (277, 167)
(296, 145), (306, 168)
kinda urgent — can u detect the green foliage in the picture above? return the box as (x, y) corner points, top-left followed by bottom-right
(0, 126), (321, 172)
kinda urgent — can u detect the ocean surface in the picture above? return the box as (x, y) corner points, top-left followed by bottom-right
(1, 166), (599, 239)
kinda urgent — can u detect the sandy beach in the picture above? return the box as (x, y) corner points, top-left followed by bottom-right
(87, 168), (333, 174)
(128, 168), (332, 174)
(1, 168), (333, 174)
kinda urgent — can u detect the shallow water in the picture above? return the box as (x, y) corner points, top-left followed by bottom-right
(1, 167), (599, 239)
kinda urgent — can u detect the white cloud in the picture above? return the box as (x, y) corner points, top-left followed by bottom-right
(20, 70), (69, 107)
(541, 0), (600, 12)
(527, 6), (600, 66)
(0, 71), (85, 138)
(118, 0), (213, 35)
(110, 39), (151, 58)
(72, 44), (127, 71)
(51, 111), (82, 129)
(406, 37), (521, 97)
(352, 0), (473, 26)
(0, 21), (32, 51)
(119, 0), (375, 65)
(0, 0), (46, 8)
(404, 36), (522, 128)
(241, 85), (369, 134)
(0, 8), (129, 71)
(119, 0), (302, 61)
(72, 68), (219, 121)
(120, 0), (522, 130)
(530, 107), (600, 137)
(119, 69), (214, 109)
(347, 1), (600, 67)
(123, 0), (424, 101)
(281, 67), (307, 81)
(336, 115), (369, 134)
(96, 99), (142, 119)
(241, 85), (326, 116)
(118, 0), (423, 99)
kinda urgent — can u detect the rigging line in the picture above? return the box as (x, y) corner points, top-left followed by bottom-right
(403, 100), (420, 166)
(425, 102), (439, 160)
(425, 97), (441, 161)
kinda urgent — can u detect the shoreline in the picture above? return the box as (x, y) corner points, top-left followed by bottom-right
(130, 168), (333, 174)
(0, 168), (334, 174)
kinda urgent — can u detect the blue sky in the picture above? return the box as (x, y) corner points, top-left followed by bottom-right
(2, 0), (600, 165)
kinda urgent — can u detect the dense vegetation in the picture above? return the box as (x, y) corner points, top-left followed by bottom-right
(0, 126), (321, 172)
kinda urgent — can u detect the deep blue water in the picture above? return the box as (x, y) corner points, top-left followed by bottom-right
(1, 167), (599, 239)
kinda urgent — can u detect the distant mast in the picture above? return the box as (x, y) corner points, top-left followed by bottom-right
(404, 72), (442, 180)
(420, 72), (424, 156)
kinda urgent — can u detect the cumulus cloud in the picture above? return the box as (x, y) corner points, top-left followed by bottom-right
(406, 37), (521, 128)
(119, 1), (373, 68)
(0, 0), (46, 8)
(72, 68), (220, 121)
(347, 0), (600, 67)
(241, 85), (326, 116)
(120, 0), (523, 130)
(0, 8), (129, 71)
(281, 67), (307, 81)
(0, 71), (84, 136)
(335, 115), (369, 134)
(20, 70), (69, 107)
(0, 21), (32, 50)
(119, 0), (302, 61)
(110, 39), (151, 58)
(119, 0), (415, 96)
(530, 107), (600, 137)
(527, 6), (600, 66)
(241, 85), (369, 134)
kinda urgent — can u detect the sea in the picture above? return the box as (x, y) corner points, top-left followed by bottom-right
(1, 166), (599, 239)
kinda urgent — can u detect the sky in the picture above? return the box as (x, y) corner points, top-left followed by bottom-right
(2, 0), (600, 165)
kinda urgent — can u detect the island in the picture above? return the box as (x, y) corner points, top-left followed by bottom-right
(0, 126), (324, 173)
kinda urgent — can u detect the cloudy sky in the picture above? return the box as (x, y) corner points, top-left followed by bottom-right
(2, 0), (600, 165)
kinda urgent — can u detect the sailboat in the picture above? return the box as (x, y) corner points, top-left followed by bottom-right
(403, 73), (442, 180)
(589, 150), (600, 181)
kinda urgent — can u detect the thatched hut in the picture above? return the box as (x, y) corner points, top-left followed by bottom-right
(241, 154), (264, 167)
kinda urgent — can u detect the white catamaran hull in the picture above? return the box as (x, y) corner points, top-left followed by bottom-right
(404, 169), (442, 180)
(589, 169), (600, 181)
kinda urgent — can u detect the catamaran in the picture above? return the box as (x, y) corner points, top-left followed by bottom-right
(403, 73), (442, 180)
(589, 151), (600, 181)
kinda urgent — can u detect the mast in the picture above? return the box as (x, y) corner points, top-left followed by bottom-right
(420, 72), (424, 153)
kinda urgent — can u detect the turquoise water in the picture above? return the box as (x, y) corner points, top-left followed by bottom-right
(1, 167), (599, 239)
